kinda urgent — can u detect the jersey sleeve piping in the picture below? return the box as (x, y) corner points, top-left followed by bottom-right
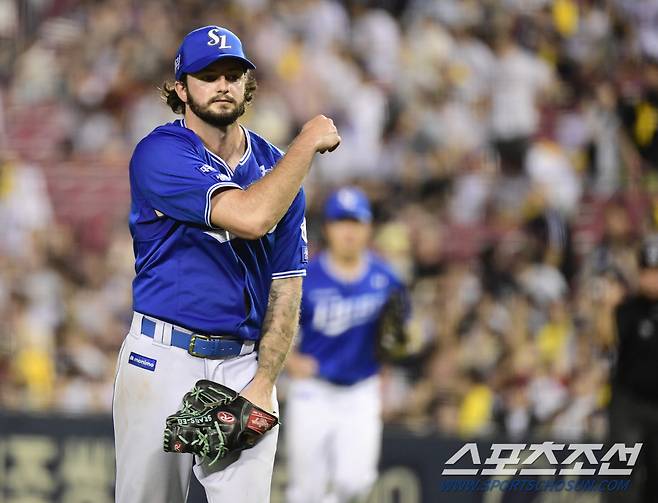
(204, 182), (243, 227)
(271, 270), (307, 280)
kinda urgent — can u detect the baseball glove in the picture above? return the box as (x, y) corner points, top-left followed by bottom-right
(376, 288), (409, 362)
(163, 380), (278, 466)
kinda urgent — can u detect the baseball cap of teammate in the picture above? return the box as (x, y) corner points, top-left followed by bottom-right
(324, 187), (372, 223)
(174, 26), (256, 81)
(639, 235), (658, 269)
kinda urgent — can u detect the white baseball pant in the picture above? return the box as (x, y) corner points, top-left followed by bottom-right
(113, 314), (279, 503)
(285, 375), (381, 503)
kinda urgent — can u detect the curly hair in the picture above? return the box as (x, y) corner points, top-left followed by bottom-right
(160, 70), (257, 115)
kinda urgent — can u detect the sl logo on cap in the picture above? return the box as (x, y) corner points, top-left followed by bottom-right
(208, 28), (232, 49)
(337, 188), (359, 210)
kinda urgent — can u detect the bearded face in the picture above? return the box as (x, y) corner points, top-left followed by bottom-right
(185, 83), (247, 128)
(181, 59), (250, 128)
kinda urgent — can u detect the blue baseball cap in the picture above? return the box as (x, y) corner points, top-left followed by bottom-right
(175, 26), (256, 81)
(324, 187), (372, 223)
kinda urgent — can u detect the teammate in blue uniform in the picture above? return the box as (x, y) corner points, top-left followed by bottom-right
(112, 26), (340, 503)
(285, 187), (410, 503)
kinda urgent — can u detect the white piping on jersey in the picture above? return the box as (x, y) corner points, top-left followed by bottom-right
(180, 119), (252, 176)
(272, 271), (306, 281)
(272, 144), (285, 157)
(272, 269), (307, 280)
(204, 181), (242, 227)
(204, 229), (236, 244)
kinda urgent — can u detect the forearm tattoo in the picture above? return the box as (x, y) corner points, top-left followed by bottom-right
(257, 277), (302, 383)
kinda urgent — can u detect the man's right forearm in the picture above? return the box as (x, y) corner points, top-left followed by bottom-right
(249, 136), (316, 229)
(210, 114), (339, 239)
(209, 136), (315, 238)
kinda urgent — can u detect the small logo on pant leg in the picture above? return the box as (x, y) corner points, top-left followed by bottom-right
(128, 352), (157, 371)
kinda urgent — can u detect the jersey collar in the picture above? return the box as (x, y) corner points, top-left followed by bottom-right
(319, 252), (372, 286)
(179, 119), (252, 175)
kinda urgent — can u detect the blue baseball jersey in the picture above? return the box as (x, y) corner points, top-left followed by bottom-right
(299, 252), (408, 385)
(129, 119), (307, 340)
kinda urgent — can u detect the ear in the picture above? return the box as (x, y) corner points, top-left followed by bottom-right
(175, 80), (188, 104)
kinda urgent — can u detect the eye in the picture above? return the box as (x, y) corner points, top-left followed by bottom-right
(225, 72), (243, 82)
(193, 73), (215, 82)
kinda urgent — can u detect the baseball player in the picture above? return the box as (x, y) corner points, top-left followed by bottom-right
(285, 187), (410, 503)
(112, 26), (340, 503)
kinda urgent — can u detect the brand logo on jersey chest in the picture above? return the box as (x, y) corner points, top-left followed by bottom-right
(370, 273), (389, 289)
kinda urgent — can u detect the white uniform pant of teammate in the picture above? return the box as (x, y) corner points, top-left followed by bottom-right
(113, 318), (279, 503)
(285, 376), (381, 503)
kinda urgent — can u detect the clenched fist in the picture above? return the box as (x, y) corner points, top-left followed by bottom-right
(297, 115), (341, 154)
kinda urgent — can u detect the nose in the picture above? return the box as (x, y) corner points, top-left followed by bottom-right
(216, 76), (230, 92)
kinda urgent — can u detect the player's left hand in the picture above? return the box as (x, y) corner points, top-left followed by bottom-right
(163, 380), (278, 465)
(238, 376), (275, 414)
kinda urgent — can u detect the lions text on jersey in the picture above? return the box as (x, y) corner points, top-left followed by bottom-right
(299, 252), (407, 385)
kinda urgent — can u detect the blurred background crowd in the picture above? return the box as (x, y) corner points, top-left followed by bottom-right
(1, 0), (658, 443)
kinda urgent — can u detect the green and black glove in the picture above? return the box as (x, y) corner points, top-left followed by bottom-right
(163, 380), (278, 466)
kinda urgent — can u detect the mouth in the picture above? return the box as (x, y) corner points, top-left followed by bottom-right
(212, 98), (233, 104)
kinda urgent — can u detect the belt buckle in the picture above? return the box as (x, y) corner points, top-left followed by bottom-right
(188, 333), (212, 358)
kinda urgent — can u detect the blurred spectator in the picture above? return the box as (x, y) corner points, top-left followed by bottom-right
(582, 198), (639, 287)
(584, 81), (624, 195)
(618, 59), (658, 172)
(489, 23), (555, 174)
(0, 152), (53, 258)
(457, 369), (494, 438)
